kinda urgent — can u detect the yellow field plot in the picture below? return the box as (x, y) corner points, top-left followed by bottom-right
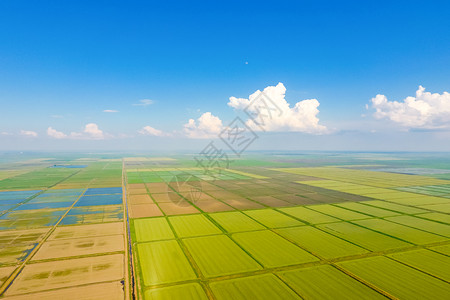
(418, 203), (450, 214)
(222, 169), (268, 179)
(5, 254), (124, 296)
(279, 206), (340, 224)
(128, 188), (148, 195)
(128, 183), (146, 189)
(48, 222), (123, 240)
(244, 209), (304, 228)
(144, 283), (208, 300)
(276, 226), (368, 259)
(183, 235), (262, 277)
(209, 211), (265, 233)
(195, 200), (235, 213)
(133, 217), (174, 242)
(232, 230), (319, 268)
(418, 212), (450, 224)
(363, 200), (428, 214)
(428, 244), (450, 256)
(32, 235), (124, 261)
(128, 194), (153, 204)
(0, 266), (16, 286)
(130, 204), (163, 218)
(169, 215), (222, 238)
(275, 167), (449, 187)
(335, 202), (400, 218)
(158, 203), (200, 215)
(386, 195), (450, 206)
(210, 273), (300, 300)
(278, 265), (385, 300)
(308, 204), (370, 221)
(137, 240), (196, 286)
(145, 183), (169, 193)
(318, 222), (411, 252)
(2, 281), (124, 300)
(388, 249), (450, 282)
(353, 219), (447, 245)
(337, 256), (450, 299)
(385, 215), (450, 238)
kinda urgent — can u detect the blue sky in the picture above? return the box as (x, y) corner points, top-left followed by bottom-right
(1, 0), (450, 151)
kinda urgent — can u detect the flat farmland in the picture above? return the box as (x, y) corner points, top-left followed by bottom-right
(1, 153), (450, 299)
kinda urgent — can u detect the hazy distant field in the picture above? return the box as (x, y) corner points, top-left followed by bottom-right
(0, 152), (449, 299)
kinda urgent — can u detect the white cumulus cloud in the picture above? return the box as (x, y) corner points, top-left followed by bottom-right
(47, 127), (67, 139)
(45, 123), (108, 140)
(228, 83), (328, 134)
(138, 125), (167, 136)
(81, 123), (105, 139)
(370, 86), (450, 129)
(184, 112), (223, 139)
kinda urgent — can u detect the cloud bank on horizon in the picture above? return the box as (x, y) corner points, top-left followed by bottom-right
(4, 83), (450, 142)
(370, 86), (450, 129)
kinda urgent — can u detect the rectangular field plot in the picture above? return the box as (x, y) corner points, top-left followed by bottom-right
(337, 256), (450, 299)
(182, 235), (262, 277)
(32, 234), (124, 261)
(308, 204), (370, 221)
(244, 209), (304, 228)
(136, 240), (196, 286)
(0, 209), (67, 230)
(61, 205), (123, 225)
(353, 219), (447, 245)
(157, 202), (200, 215)
(144, 283), (208, 300)
(362, 200), (428, 214)
(208, 211), (265, 233)
(133, 217), (174, 242)
(317, 222), (411, 251)
(429, 244), (450, 256)
(210, 273), (300, 300)
(1, 281), (124, 300)
(75, 194), (122, 206)
(0, 228), (49, 265)
(232, 230), (318, 268)
(276, 226), (368, 259)
(335, 202), (400, 218)
(5, 254), (124, 296)
(0, 266), (16, 286)
(48, 222), (123, 240)
(278, 264), (384, 300)
(169, 214), (222, 238)
(385, 215), (450, 238)
(418, 203), (450, 214)
(129, 204), (163, 218)
(418, 212), (450, 224)
(388, 249), (450, 281)
(278, 206), (340, 224)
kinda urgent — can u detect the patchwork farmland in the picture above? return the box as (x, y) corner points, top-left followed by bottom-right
(0, 153), (449, 299)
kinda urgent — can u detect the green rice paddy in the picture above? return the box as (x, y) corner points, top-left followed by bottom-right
(0, 152), (449, 299)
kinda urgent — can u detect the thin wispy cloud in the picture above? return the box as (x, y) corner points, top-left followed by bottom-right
(51, 115), (64, 119)
(133, 99), (154, 106)
(138, 125), (169, 137)
(20, 130), (38, 137)
(103, 109), (119, 113)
